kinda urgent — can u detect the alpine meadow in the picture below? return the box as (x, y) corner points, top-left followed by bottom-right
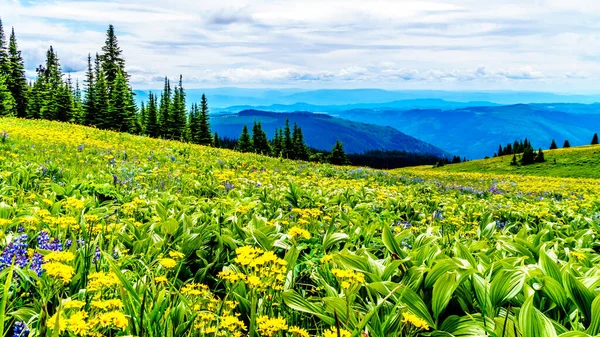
(2, 2), (600, 337)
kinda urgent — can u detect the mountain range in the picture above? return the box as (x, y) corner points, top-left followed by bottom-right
(210, 110), (450, 157)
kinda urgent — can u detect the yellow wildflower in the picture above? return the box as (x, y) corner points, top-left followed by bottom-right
(257, 315), (288, 337)
(159, 258), (177, 269)
(401, 312), (430, 330)
(288, 226), (311, 240)
(44, 262), (75, 284)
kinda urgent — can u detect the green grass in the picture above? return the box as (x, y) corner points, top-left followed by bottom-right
(435, 145), (600, 178)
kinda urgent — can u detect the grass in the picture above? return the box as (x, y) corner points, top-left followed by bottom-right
(433, 145), (600, 178)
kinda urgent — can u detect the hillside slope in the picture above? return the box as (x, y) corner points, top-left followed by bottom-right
(210, 110), (450, 156)
(427, 144), (600, 178)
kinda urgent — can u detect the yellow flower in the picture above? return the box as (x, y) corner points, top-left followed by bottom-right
(168, 251), (185, 259)
(67, 311), (89, 335)
(44, 251), (75, 263)
(320, 254), (333, 263)
(159, 258), (178, 269)
(87, 272), (120, 291)
(44, 262), (75, 284)
(91, 299), (124, 311)
(155, 276), (169, 283)
(331, 268), (365, 289)
(218, 269), (246, 283)
(257, 315), (288, 337)
(323, 327), (351, 337)
(94, 311), (128, 330)
(401, 312), (430, 330)
(571, 251), (586, 261)
(288, 226), (311, 240)
(47, 313), (67, 332)
(63, 300), (86, 309)
(288, 326), (310, 337)
(181, 283), (210, 297)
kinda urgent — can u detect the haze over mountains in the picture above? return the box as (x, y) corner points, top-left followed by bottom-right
(134, 88), (600, 159)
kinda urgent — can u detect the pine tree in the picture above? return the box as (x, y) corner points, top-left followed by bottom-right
(188, 103), (199, 143)
(197, 94), (212, 145)
(71, 79), (84, 124)
(94, 67), (110, 129)
(237, 125), (252, 152)
(535, 148), (545, 163)
(101, 25), (127, 94)
(272, 128), (283, 157)
(7, 28), (28, 117)
(563, 140), (571, 148)
(592, 133), (599, 145)
(0, 19), (9, 76)
(521, 146), (535, 165)
(139, 101), (146, 130)
(505, 143), (513, 155)
(251, 121), (270, 155)
(213, 132), (221, 148)
(169, 75), (187, 140)
(145, 92), (159, 137)
(330, 140), (349, 165)
(0, 74), (15, 116)
(83, 54), (97, 125)
(292, 123), (309, 160)
(498, 144), (503, 156)
(159, 77), (171, 137)
(510, 154), (517, 166)
(283, 119), (294, 159)
(26, 67), (46, 119)
(109, 70), (135, 132)
(549, 139), (557, 150)
(53, 83), (74, 122)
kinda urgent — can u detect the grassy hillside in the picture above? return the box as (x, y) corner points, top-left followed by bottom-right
(211, 110), (450, 156)
(430, 144), (600, 178)
(1, 117), (600, 336)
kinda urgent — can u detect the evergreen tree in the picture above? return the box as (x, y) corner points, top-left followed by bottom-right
(139, 101), (146, 129)
(169, 75), (187, 140)
(94, 68), (110, 129)
(197, 94), (212, 145)
(26, 66), (46, 119)
(563, 140), (571, 148)
(549, 139), (557, 150)
(292, 123), (309, 160)
(0, 74), (15, 116)
(271, 128), (283, 157)
(109, 70), (135, 132)
(510, 154), (518, 166)
(521, 146), (535, 165)
(283, 119), (294, 159)
(498, 144), (503, 156)
(330, 140), (349, 165)
(535, 148), (545, 163)
(237, 125), (252, 152)
(144, 92), (159, 138)
(53, 82), (74, 122)
(71, 79), (84, 124)
(213, 132), (221, 148)
(251, 121), (270, 155)
(83, 54), (96, 125)
(188, 103), (199, 143)
(505, 143), (513, 155)
(7, 28), (28, 117)
(592, 133), (599, 145)
(0, 19), (9, 76)
(101, 25), (127, 93)
(159, 77), (171, 137)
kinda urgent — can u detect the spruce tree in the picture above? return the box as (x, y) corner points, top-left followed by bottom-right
(521, 146), (535, 165)
(94, 68), (110, 129)
(145, 92), (159, 138)
(213, 132), (221, 148)
(535, 148), (545, 163)
(197, 94), (212, 145)
(169, 75), (187, 140)
(83, 54), (97, 125)
(510, 154), (517, 166)
(0, 19), (9, 76)
(26, 67), (46, 119)
(139, 101), (146, 129)
(101, 25), (127, 93)
(330, 140), (349, 165)
(71, 79), (85, 124)
(0, 74), (15, 116)
(549, 139), (557, 150)
(272, 128), (283, 157)
(53, 83), (74, 122)
(237, 125), (252, 152)
(292, 123), (309, 160)
(159, 77), (171, 137)
(109, 70), (135, 132)
(563, 140), (571, 148)
(7, 28), (28, 117)
(498, 144), (503, 156)
(188, 103), (199, 143)
(283, 119), (294, 159)
(251, 121), (270, 155)
(592, 133), (599, 145)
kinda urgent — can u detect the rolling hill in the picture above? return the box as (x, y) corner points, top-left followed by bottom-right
(427, 144), (600, 179)
(210, 110), (451, 156)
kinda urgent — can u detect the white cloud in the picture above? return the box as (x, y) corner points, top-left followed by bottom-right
(2, 0), (600, 91)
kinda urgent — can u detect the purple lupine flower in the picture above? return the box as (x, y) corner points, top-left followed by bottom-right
(77, 144), (84, 152)
(93, 247), (101, 264)
(12, 321), (29, 337)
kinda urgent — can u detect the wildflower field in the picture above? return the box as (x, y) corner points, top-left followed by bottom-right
(1, 117), (600, 337)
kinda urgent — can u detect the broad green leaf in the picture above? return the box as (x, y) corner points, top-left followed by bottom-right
(490, 270), (525, 308)
(564, 271), (596, 323)
(517, 296), (557, 337)
(283, 290), (334, 325)
(432, 272), (459, 322)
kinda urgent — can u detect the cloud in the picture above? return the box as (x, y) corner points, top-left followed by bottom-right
(2, 0), (600, 91)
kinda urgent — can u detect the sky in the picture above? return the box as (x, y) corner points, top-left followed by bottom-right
(2, 0), (600, 92)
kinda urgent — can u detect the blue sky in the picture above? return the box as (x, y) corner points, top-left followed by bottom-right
(2, 0), (600, 92)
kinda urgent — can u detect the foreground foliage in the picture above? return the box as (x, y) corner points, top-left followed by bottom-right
(1, 117), (600, 337)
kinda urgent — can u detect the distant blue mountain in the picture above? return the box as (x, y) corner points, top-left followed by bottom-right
(210, 110), (451, 156)
(134, 88), (600, 108)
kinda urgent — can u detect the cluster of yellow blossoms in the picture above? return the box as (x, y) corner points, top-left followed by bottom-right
(288, 226), (311, 240)
(255, 316), (310, 337)
(331, 268), (365, 289)
(220, 246), (288, 292)
(401, 312), (430, 330)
